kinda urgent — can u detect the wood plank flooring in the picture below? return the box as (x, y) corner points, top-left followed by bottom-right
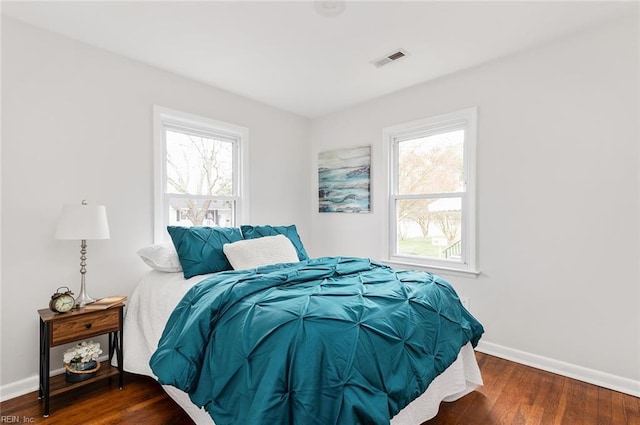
(424, 353), (639, 425)
(1, 353), (637, 424)
(0, 373), (193, 425)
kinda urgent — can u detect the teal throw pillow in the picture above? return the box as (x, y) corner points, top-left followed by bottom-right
(240, 224), (309, 261)
(167, 226), (243, 279)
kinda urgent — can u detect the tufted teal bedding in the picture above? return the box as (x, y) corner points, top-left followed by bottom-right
(150, 257), (484, 425)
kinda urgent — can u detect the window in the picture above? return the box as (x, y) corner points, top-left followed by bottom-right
(153, 106), (249, 242)
(383, 108), (477, 273)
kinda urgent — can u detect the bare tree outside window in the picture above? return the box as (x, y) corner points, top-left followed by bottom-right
(165, 130), (234, 227)
(397, 130), (464, 258)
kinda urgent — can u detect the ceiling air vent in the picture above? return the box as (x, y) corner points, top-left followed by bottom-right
(372, 49), (409, 68)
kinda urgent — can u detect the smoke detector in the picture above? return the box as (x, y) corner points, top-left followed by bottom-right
(314, 1), (346, 18)
(372, 49), (410, 68)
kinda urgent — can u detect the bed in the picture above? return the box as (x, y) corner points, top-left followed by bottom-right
(123, 225), (484, 425)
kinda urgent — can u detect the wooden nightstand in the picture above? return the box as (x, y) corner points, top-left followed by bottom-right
(37, 304), (124, 417)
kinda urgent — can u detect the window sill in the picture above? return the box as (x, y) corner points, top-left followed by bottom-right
(380, 259), (480, 279)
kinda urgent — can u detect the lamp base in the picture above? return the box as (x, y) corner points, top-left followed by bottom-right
(76, 264), (95, 307)
(76, 291), (95, 308)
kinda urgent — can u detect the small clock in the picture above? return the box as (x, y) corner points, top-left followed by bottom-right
(49, 286), (75, 313)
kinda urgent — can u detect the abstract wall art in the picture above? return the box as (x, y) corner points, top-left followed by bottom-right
(318, 145), (371, 213)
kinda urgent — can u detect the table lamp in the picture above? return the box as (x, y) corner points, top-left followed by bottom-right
(55, 200), (110, 307)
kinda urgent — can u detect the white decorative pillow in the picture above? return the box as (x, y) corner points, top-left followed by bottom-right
(137, 243), (183, 273)
(223, 235), (299, 270)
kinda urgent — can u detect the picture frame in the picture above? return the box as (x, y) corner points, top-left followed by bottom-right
(318, 145), (371, 213)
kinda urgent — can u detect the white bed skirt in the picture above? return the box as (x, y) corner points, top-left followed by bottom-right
(122, 270), (483, 425)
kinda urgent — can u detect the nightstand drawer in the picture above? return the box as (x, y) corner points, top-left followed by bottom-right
(51, 308), (120, 346)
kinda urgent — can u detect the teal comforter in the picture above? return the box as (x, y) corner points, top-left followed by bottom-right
(150, 257), (484, 425)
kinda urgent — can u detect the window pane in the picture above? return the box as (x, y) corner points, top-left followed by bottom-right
(396, 197), (462, 261)
(398, 129), (464, 195)
(168, 197), (234, 227)
(166, 130), (233, 196)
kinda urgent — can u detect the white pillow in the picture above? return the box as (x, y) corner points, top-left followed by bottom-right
(137, 243), (183, 273)
(223, 235), (299, 270)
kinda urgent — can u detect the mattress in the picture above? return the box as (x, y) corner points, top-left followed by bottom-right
(122, 270), (483, 424)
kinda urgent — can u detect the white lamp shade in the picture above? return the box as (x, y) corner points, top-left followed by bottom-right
(55, 203), (110, 240)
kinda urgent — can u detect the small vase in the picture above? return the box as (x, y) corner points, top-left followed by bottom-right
(65, 360), (99, 383)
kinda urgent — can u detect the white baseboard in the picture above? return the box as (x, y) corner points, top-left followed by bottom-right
(0, 374), (39, 402)
(476, 340), (640, 397)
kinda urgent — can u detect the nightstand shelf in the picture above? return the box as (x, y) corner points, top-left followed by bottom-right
(48, 360), (120, 397)
(38, 304), (124, 417)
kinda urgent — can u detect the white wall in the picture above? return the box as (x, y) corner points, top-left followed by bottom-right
(2, 13), (639, 399)
(0, 17), (311, 391)
(310, 16), (639, 392)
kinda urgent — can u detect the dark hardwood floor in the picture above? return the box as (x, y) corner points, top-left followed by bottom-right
(1, 353), (637, 424)
(424, 354), (639, 425)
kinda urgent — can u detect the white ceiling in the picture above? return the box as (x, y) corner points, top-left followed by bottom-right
(2, 1), (635, 118)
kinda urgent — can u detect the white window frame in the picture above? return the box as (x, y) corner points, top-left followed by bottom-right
(152, 105), (249, 243)
(382, 107), (478, 275)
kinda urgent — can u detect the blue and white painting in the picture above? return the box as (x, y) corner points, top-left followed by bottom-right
(318, 145), (371, 213)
